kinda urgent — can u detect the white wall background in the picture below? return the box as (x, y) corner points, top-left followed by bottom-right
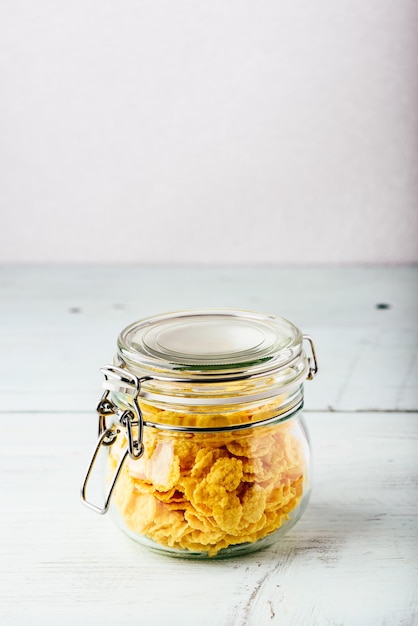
(0, 0), (417, 265)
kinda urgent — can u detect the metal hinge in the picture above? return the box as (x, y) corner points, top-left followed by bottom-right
(80, 366), (144, 514)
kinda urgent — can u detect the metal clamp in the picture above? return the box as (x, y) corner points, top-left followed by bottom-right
(303, 334), (319, 380)
(80, 366), (145, 514)
(100, 365), (145, 460)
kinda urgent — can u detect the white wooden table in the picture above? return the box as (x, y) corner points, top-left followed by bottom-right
(1, 266), (417, 625)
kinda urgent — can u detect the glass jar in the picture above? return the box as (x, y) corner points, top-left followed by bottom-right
(81, 309), (318, 558)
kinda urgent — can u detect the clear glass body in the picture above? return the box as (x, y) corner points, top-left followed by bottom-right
(81, 309), (318, 558)
(106, 390), (311, 559)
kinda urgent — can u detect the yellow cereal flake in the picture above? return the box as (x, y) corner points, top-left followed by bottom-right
(206, 457), (243, 492)
(213, 493), (242, 533)
(241, 484), (267, 524)
(191, 448), (227, 478)
(192, 479), (229, 514)
(108, 401), (306, 556)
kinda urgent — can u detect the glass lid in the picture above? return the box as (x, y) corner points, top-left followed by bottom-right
(117, 309), (304, 377)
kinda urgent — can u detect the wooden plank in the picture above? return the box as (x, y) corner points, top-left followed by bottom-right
(0, 266), (417, 412)
(0, 411), (416, 625)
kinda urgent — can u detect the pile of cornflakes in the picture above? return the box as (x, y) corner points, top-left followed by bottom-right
(108, 403), (306, 557)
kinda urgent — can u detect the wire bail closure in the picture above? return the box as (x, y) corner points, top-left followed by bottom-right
(80, 366), (144, 514)
(303, 335), (319, 380)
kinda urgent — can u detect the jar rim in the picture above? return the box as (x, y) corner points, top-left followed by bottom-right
(117, 308), (305, 380)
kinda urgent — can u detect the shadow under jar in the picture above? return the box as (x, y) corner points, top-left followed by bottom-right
(81, 309), (318, 559)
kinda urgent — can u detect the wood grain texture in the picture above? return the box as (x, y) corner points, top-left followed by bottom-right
(0, 266), (417, 412)
(0, 412), (416, 625)
(0, 267), (417, 625)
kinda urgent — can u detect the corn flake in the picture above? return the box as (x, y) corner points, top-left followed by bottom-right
(108, 400), (306, 556)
